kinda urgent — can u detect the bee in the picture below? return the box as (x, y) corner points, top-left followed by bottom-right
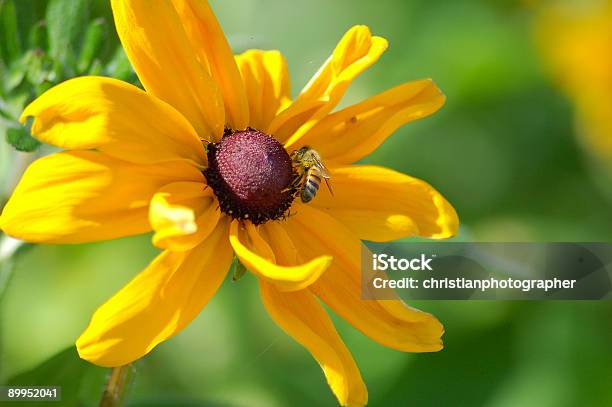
(290, 146), (333, 203)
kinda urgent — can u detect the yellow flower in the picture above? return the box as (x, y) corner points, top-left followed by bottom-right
(0, 1), (458, 405)
(535, 1), (612, 160)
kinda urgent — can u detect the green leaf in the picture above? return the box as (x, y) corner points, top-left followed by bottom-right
(27, 19), (47, 50)
(0, 0), (22, 63)
(6, 125), (40, 152)
(128, 398), (225, 407)
(1, 86), (28, 120)
(106, 47), (136, 83)
(8, 347), (109, 407)
(13, 0), (46, 49)
(25, 49), (56, 86)
(0, 60), (5, 97)
(87, 59), (103, 76)
(34, 79), (54, 95)
(3, 52), (29, 93)
(45, 0), (89, 66)
(232, 256), (248, 282)
(77, 17), (106, 73)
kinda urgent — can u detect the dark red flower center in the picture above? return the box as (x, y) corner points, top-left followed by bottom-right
(204, 129), (297, 224)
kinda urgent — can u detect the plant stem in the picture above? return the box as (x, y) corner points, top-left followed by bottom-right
(0, 235), (24, 299)
(0, 151), (39, 296)
(0, 235), (23, 262)
(99, 365), (135, 407)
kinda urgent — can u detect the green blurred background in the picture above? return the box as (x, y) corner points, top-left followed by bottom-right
(1, 0), (611, 406)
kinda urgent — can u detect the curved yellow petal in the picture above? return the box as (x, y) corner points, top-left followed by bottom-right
(20, 76), (206, 166)
(284, 205), (445, 352)
(259, 281), (367, 407)
(149, 182), (221, 251)
(77, 218), (232, 367)
(229, 221), (331, 291)
(311, 165), (458, 241)
(286, 79), (446, 163)
(171, 0), (249, 130)
(235, 49), (291, 132)
(0, 151), (203, 243)
(270, 25), (388, 143)
(111, 0), (224, 140)
(259, 221), (299, 266)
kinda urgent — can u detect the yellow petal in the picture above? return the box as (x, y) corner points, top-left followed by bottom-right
(311, 165), (458, 241)
(111, 0), (224, 139)
(77, 218), (232, 367)
(235, 49), (291, 132)
(269, 25), (388, 143)
(259, 281), (367, 407)
(228, 221), (331, 291)
(284, 205), (445, 352)
(20, 76), (206, 166)
(259, 221), (299, 266)
(286, 79), (446, 163)
(535, 3), (612, 161)
(149, 182), (221, 251)
(0, 151), (203, 243)
(535, 3), (612, 103)
(171, 0), (249, 130)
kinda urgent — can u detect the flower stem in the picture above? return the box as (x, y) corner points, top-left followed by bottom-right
(99, 365), (135, 407)
(0, 151), (39, 298)
(0, 235), (24, 299)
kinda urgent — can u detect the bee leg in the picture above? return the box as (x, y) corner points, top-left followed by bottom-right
(324, 178), (334, 196)
(281, 183), (297, 193)
(284, 210), (297, 219)
(223, 127), (233, 137)
(282, 173), (304, 193)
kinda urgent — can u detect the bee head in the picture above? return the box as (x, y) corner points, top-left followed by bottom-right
(295, 146), (311, 158)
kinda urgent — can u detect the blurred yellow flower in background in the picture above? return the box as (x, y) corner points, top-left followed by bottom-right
(535, 0), (612, 161)
(0, 0), (458, 405)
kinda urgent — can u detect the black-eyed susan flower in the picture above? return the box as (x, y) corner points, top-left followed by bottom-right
(0, 1), (458, 405)
(536, 1), (612, 160)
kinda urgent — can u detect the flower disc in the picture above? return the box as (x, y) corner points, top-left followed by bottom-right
(204, 129), (296, 224)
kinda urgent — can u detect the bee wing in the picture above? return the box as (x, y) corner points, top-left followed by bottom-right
(319, 164), (331, 179)
(312, 155), (331, 178)
(311, 155), (334, 195)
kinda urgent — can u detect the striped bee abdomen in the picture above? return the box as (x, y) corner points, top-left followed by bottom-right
(301, 170), (321, 203)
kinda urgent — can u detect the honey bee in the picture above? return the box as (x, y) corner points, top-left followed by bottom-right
(290, 146), (333, 203)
